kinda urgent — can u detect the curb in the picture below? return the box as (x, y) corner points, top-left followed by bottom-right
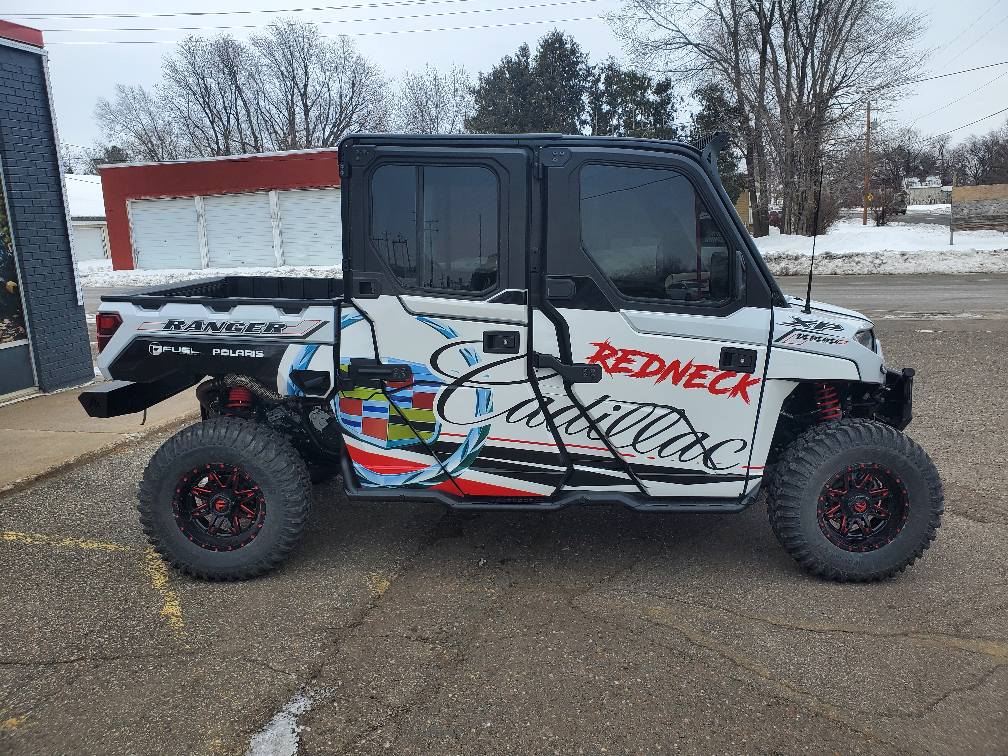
(0, 411), (200, 497)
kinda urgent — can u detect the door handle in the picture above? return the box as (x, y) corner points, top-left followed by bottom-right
(719, 347), (757, 374)
(534, 352), (603, 383)
(342, 358), (411, 386)
(483, 330), (520, 354)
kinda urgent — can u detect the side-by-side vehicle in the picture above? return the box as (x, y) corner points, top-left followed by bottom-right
(81, 133), (943, 581)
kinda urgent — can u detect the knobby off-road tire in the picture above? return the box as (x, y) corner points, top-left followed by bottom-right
(139, 417), (311, 580)
(767, 419), (943, 582)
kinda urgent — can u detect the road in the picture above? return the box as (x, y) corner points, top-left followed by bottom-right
(777, 273), (1008, 319)
(3, 277), (1005, 755)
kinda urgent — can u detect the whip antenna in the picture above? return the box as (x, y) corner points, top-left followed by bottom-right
(803, 165), (826, 314)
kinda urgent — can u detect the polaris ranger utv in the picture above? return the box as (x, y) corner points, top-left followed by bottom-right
(80, 133), (942, 582)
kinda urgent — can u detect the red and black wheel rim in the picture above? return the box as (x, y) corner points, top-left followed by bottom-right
(172, 463), (265, 551)
(817, 463), (910, 552)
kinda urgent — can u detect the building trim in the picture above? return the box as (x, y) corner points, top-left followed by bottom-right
(0, 21), (44, 49)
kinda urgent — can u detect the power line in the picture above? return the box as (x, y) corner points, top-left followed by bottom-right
(910, 59), (1008, 84)
(44, 15), (603, 44)
(943, 9), (1008, 69)
(37, 0), (602, 34)
(6, 0), (475, 20)
(932, 106), (1008, 137)
(921, 0), (1002, 61)
(909, 68), (1008, 124)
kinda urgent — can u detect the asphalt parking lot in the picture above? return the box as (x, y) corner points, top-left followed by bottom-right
(2, 277), (1007, 755)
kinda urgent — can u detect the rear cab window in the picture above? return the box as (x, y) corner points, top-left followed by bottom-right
(370, 164), (500, 294)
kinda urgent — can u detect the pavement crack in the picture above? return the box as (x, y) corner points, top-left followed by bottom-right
(0, 649), (194, 668)
(642, 593), (1008, 662)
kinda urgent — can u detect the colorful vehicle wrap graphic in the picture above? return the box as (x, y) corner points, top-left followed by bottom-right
(332, 314), (494, 489)
(337, 360), (442, 448)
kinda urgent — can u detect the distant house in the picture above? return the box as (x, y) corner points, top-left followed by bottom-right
(903, 175), (946, 205)
(65, 174), (109, 260)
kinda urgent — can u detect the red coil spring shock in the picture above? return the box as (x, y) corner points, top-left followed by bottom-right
(224, 386), (254, 413)
(815, 383), (842, 422)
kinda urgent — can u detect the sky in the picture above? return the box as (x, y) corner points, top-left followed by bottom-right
(3, 0), (1007, 156)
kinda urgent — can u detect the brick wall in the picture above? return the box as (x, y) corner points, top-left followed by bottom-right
(952, 183), (1008, 232)
(0, 42), (93, 391)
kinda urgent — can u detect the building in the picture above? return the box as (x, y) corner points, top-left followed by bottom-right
(0, 20), (92, 399)
(99, 150), (342, 271)
(66, 174), (109, 260)
(903, 175), (947, 205)
(952, 183), (1008, 232)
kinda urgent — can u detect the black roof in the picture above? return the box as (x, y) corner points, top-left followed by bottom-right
(340, 132), (703, 157)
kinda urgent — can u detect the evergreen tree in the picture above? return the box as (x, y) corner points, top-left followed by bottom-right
(467, 31), (587, 134)
(690, 83), (746, 201)
(587, 58), (680, 140)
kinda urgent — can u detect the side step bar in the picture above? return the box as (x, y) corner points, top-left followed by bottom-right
(339, 454), (761, 513)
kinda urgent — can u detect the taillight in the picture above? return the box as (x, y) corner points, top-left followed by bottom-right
(95, 312), (122, 353)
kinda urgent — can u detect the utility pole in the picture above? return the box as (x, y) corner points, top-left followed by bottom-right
(949, 177), (955, 246)
(862, 101), (871, 225)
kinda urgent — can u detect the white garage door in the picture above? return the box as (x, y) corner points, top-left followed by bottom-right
(204, 192), (276, 268)
(72, 223), (108, 260)
(277, 188), (342, 267)
(129, 197), (201, 269)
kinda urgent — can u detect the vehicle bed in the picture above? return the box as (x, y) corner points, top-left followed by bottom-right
(100, 275), (344, 309)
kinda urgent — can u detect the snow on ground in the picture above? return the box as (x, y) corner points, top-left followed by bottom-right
(908, 203), (950, 214)
(756, 217), (1008, 275)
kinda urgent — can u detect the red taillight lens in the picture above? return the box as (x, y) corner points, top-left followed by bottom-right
(95, 312), (122, 353)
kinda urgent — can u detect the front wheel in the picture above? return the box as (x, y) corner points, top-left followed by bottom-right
(767, 419), (943, 582)
(139, 417), (311, 580)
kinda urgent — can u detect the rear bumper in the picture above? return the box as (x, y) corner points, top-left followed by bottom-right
(79, 375), (197, 418)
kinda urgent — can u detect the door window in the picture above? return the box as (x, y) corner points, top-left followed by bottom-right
(579, 163), (731, 305)
(370, 164), (499, 293)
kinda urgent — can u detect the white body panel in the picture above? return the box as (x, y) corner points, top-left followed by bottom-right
(539, 306), (771, 497)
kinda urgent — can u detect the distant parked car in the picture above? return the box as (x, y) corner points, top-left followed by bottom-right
(891, 191), (908, 215)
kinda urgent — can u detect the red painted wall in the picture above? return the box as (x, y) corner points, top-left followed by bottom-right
(0, 20), (44, 48)
(99, 150), (341, 270)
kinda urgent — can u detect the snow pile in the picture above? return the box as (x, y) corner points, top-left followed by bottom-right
(77, 259), (341, 288)
(907, 203), (950, 214)
(756, 218), (1008, 275)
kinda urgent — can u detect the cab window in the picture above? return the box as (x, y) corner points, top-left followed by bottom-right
(579, 163), (731, 305)
(370, 164), (499, 293)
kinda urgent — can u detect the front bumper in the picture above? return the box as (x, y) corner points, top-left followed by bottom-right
(877, 367), (914, 430)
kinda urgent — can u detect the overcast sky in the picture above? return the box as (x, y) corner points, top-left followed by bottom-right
(4, 0), (1007, 154)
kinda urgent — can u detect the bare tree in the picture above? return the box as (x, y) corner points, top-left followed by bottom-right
(95, 19), (390, 159)
(251, 23), (389, 150)
(613, 0), (923, 235)
(950, 123), (1008, 186)
(394, 65), (472, 134)
(94, 84), (183, 162)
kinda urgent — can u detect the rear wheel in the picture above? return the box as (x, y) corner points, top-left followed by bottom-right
(767, 419), (943, 581)
(139, 417), (311, 580)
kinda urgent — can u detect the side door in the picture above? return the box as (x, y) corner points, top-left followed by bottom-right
(533, 147), (773, 499)
(338, 142), (566, 499)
